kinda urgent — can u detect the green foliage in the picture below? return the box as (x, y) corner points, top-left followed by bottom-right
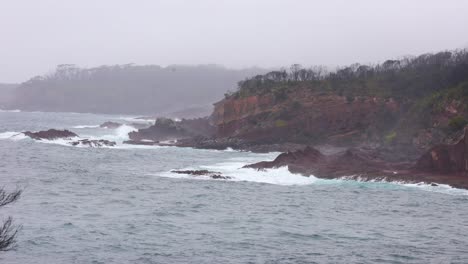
(448, 116), (468, 131)
(229, 49), (468, 102)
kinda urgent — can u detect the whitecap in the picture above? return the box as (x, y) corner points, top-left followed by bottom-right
(157, 162), (317, 186)
(402, 182), (468, 196)
(0, 131), (27, 140)
(72, 125), (100, 129)
(0, 109), (21, 113)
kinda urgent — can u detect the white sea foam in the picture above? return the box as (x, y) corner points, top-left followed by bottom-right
(0, 109), (21, 113)
(117, 116), (154, 123)
(72, 125), (100, 129)
(155, 155), (468, 195)
(100, 124), (137, 143)
(157, 161), (317, 186)
(0, 131), (27, 140)
(402, 182), (468, 196)
(337, 175), (468, 196)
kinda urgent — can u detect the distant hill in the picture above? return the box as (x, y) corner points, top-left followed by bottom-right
(9, 64), (268, 115)
(0, 83), (18, 109)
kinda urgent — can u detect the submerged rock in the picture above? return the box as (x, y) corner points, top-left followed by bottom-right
(70, 139), (116, 147)
(23, 129), (78, 140)
(99, 121), (122, 129)
(171, 170), (231, 180)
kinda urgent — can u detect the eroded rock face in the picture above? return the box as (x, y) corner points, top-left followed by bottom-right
(70, 139), (116, 147)
(211, 90), (401, 145)
(23, 129), (78, 140)
(416, 126), (468, 174)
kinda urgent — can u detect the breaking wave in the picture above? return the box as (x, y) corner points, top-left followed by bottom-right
(157, 163), (317, 186)
(0, 131), (27, 140)
(0, 124), (141, 148)
(72, 125), (100, 129)
(156, 159), (468, 195)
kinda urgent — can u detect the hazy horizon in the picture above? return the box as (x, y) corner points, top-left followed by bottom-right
(1, 0), (468, 83)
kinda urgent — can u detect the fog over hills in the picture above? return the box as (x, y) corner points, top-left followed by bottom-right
(7, 64), (268, 116)
(0, 83), (18, 109)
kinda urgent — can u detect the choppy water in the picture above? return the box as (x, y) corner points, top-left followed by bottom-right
(0, 110), (468, 264)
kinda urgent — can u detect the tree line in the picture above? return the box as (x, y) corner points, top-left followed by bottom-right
(231, 49), (468, 100)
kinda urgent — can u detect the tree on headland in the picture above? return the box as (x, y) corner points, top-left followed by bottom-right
(0, 188), (21, 251)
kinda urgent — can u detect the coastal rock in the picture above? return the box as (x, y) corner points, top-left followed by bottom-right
(70, 139), (116, 147)
(23, 129), (78, 140)
(244, 143), (468, 189)
(99, 121), (122, 129)
(128, 117), (215, 144)
(171, 170), (231, 180)
(415, 126), (468, 174)
(244, 146), (397, 177)
(128, 117), (191, 142)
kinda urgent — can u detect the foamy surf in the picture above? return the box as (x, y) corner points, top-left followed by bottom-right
(0, 109), (21, 113)
(155, 156), (468, 195)
(72, 125), (100, 129)
(157, 161), (318, 186)
(0, 131), (28, 140)
(402, 182), (468, 196)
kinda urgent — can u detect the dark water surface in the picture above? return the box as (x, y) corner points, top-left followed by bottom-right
(0, 111), (467, 264)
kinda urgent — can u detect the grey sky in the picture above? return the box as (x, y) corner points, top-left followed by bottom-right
(1, 0), (468, 83)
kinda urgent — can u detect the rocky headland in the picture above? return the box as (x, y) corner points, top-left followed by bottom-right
(124, 50), (468, 188)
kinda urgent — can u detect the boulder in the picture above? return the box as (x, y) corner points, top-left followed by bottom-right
(23, 129), (78, 140)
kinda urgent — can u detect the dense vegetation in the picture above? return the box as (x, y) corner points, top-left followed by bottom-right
(231, 49), (468, 101)
(10, 64), (266, 115)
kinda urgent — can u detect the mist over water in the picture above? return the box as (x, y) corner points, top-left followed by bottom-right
(1, 111), (468, 263)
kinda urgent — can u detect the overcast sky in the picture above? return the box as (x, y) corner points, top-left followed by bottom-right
(1, 0), (467, 83)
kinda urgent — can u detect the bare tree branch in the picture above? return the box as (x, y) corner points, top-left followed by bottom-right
(0, 188), (22, 208)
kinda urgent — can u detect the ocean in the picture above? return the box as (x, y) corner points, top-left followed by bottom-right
(0, 110), (467, 264)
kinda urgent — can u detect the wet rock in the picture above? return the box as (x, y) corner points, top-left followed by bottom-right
(171, 170), (231, 180)
(23, 129), (78, 140)
(70, 139), (116, 147)
(100, 121), (122, 129)
(244, 142), (468, 189)
(128, 117), (215, 144)
(128, 118), (190, 142)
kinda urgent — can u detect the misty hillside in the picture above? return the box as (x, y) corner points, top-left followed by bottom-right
(9, 64), (267, 115)
(0, 83), (18, 108)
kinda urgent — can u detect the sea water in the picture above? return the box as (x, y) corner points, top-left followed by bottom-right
(0, 110), (467, 263)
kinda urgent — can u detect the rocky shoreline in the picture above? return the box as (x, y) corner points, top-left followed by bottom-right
(21, 122), (468, 189)
(244, 127), (468, 189)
